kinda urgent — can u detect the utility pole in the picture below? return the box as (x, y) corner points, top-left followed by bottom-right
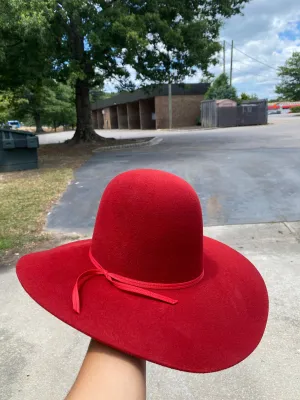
(168, 83), (172, 130)
(230, 40), (233, 86)
(223, 40), (226, 74)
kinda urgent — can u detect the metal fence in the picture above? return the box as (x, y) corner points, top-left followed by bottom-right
(201, 100), (268, 128)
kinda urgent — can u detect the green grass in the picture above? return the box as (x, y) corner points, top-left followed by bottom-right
(0, 167), (74, 251)
(0, 143), (97, 253)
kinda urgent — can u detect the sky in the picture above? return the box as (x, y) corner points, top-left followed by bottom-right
(105, 0), (300, 99)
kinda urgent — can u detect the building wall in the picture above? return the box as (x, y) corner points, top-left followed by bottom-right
(110, 106), (118, 129)
(97, 110), (104, 129)
(139, 98), (155, 129)
(155, 95), (204, 129)
(103, 108), (111, 129)
(117, 104), (128, 129)
(127, 102), (141, 129)
(92, 110), (98, 129)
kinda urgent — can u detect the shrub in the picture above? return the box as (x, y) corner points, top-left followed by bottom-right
(196, 116), (201, 126)
(290, 106), (300, 113)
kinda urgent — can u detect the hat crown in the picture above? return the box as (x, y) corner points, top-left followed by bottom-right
(91, 170), (203, 283)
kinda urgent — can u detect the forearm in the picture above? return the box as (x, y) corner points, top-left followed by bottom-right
(66, 340), (146, 400)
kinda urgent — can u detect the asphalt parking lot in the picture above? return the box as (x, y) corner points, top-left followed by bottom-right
(47, 115), (300, 234)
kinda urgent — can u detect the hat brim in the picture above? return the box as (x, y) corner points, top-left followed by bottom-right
(16, 237), (268, 373)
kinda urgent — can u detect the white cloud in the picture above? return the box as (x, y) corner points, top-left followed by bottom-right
(187, 0), (300, 98)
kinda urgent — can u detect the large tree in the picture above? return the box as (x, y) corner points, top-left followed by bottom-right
(204, 73), (238, 101)
(0, 0), (59, 131)
(8, 82), (76, 132)
(276, 52), (300, 101)
(1, 0), (250, 142)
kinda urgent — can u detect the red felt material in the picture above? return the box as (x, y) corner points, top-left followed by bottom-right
(16, 169), (268, 373)
(91, 170), (203, 283)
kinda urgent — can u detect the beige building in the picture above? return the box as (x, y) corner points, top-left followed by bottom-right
(91, 84), (209, 130)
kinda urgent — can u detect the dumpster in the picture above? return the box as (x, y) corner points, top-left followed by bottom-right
(0, 129), (39, 172)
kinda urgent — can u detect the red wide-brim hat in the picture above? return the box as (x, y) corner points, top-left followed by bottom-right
(17, 169), (268, 373)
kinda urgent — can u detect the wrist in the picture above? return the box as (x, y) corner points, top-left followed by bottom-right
(88, 339), (146, 368)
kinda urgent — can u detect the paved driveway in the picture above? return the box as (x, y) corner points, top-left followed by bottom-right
(47, 116), (300, 234)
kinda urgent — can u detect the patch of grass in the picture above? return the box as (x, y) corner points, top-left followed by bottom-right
(0, 143), (97, 253)
(0, 137), (152, 255)
(0, 167), (73, 250)
(0, 237), (13, 251)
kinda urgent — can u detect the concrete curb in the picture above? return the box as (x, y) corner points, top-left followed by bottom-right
(155, 127), (217, 133)
(93, 137), (163, 152)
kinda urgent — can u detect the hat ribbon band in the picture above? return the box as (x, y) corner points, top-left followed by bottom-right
(72, 249), (204, 314)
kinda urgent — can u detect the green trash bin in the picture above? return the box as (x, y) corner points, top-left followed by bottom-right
(0, 129), (39, 172)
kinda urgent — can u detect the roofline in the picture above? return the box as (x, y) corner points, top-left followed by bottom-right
(91, 83), (210, 110)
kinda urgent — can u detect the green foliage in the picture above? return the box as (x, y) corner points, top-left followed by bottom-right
(290, 106), (300, 113)
(0, 0), (250, 139)
(115, 81), (137, 93)
(1, 0), (250, 86)
(90, 88), (116, 103)
(9, 82), (76, 131)
(240, 92), (258, 101)
(0, 1), (55, 91)
(0, 92), (12, 124)
(268, 98), (280, 103)
(276, 52), (300, 101)
(200, 72), (215, 84)
(0, 90), (29, 124)
(204, 73), (238, 101)
(42, 83), (76, 129)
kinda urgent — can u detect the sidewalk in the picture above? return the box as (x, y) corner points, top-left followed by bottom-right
(37, 128), (207, 145)
(37, 115), (300, 145)
(1, 221), (299, 399)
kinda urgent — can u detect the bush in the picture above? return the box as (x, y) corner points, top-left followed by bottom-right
(196, 116), (201, 126)
(290, 106), (300, 113)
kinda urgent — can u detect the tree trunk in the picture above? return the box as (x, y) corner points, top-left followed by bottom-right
(68, 13), (104, 143)
(34, 113), (44, 133)
(71, 79), (101, 143)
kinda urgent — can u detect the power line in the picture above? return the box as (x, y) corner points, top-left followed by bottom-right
(214, 60), (279, 81)
(232, 68), (280, 81)
(225, 41), (278, 71)
(232, 60), (280, 80)
(232, 59), (253, 67)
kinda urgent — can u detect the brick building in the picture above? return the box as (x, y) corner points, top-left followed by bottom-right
(91, 83), (209, 130)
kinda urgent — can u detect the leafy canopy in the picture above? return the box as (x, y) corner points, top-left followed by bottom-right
(1, 0), (250, 88)
(240, 92), (258, 101)
(7, 82), (76, 131)
(0, 92), (12, 124)
(275, 52), (300, 101)
(0, 0), (250, 139)
(204, 73), (238, 101)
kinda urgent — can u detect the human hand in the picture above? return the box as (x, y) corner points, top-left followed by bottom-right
(66, 340), (146, 400)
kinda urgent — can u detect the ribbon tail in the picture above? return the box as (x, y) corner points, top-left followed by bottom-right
(72, 270), (103, 314)
(72, 284), (81, 314)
